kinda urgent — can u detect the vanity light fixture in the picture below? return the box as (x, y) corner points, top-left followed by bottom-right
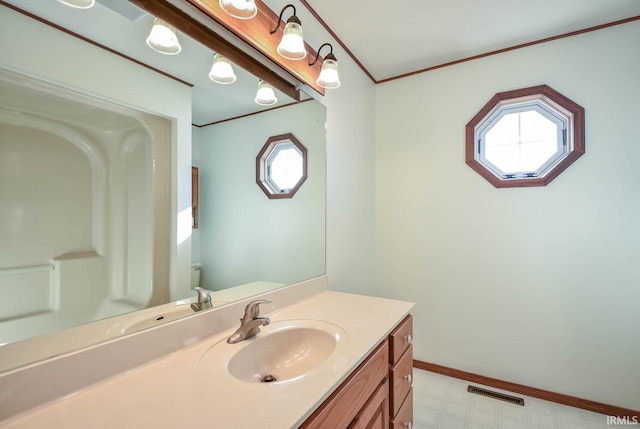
(270, 4), (306, 60)
(309, 43), (341, 89)
(56, 0), (95, 8)
(209, 53), (237, 84)
(255, 80), (277, 106)
(146, 18), (182, 55)
(219, 0), (258, 19)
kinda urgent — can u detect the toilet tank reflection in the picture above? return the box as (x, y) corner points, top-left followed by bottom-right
(0, 70), (171, 346)
(190, 263), (202, 288)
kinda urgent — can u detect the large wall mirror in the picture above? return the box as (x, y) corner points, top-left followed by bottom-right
(0, 0), (326, 373)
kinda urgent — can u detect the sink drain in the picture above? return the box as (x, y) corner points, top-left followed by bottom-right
(260, 374), (277, 383)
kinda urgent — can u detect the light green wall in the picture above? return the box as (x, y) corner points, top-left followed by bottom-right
(193, 101), (326, 290)
(266, 0), (377, 300)
(375, 21), (640, 409)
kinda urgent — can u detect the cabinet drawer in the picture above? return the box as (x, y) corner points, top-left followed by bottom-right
(389, 315), (413, 364)
(302, 341), (389, 429)
(390, 344), (413, 417)
(391, 388), (413, 429)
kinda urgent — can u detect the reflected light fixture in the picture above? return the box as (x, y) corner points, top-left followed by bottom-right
(255, 80), (277, 106)
(219, 0), (258, 19)
(146, 18), (182, 55)
(270, 4), (306, 60)
(56, 0), (95, 8)
(310, 43), (341, 89)
(208, 53), (237, 84)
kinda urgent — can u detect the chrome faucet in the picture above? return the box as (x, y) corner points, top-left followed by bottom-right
(190, 287), (213, 312)
(227, 299), (272, 344)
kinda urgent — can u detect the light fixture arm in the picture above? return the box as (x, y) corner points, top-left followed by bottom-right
(270, 4), (298, 34)
(309, 43), (335, 66)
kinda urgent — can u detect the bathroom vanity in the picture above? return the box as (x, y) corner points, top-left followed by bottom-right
(302, 315), (414, 429)
(0, 277), (414, 428)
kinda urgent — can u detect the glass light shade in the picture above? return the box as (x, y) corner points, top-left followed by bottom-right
(219, 0), (258, 19)
(277, 22), (306, 60)
(209, 54), (236, 84)
(57, 0), (95, 8)
(317, 58), (341, 89)
(146, 18), (181, 55)
(255, 80), (277, 106)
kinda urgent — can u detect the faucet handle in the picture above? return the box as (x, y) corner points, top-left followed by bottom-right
(244, 299), (272, 318)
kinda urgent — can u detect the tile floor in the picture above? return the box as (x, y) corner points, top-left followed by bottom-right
(413, 369), (617, 429)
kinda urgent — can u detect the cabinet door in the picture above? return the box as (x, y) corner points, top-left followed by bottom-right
(348, 378), (389, 429)
(301, 341), (389, 429)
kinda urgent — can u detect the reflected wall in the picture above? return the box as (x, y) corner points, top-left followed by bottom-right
(192, 100), (326, 290)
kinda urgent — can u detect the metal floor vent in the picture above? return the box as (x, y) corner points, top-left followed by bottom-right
(467, 385), (525, 406)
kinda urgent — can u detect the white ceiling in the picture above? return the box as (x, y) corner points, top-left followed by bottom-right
(3, 0), (639, 122)
(303, 0), (640, 81)
(1, 0), (301, 125)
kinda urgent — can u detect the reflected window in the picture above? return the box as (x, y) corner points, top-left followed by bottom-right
(256, 133), (307, 199)
(466, 85), (585, 188)
(266, 143), (303, 192)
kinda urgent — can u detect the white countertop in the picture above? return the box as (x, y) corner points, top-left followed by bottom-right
(0, 290), (413, 429)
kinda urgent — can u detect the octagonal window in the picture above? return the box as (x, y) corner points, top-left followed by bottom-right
(466, 85), (585, 188)
(256, 133), (307, 199)
(266, 143), (303, 192)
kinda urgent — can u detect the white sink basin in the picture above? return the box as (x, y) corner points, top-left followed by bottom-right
(121, 305), (195, 333)
(106, 300), (227, 337)
(199, 319), (349, 383)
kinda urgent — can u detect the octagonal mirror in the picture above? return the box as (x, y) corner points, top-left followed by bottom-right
(256, 133), (307, 199)
(466, 85), (585, 188)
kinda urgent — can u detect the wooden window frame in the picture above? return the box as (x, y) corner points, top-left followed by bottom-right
(465, 85), (585, 188)
(256, 133), (307, 199)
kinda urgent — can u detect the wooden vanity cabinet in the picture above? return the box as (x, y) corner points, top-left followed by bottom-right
(301, 315), (414, 429)
(389, 315), (414, 429)
(301, 341), (389, 429)
(348, 377), (389, 429)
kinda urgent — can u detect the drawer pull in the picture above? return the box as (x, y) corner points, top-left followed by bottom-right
(404, 374), (412, 386)
(404, 422), (412, 429)
(404, 334), (412, 344)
